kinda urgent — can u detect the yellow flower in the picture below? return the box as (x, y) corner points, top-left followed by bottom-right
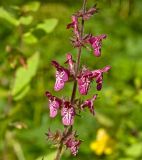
(90, 128), (114, 156)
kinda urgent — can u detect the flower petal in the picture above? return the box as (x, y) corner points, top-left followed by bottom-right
(53, 63), (69, 91)
(81, 95), (97, 115)
(77, 77), (91, 95)
(49, 99), (59, 117)
(61, 102), (75, 126)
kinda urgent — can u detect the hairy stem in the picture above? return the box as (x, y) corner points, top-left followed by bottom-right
(71, 0), (87, 103)
(54, 0), (87, 159)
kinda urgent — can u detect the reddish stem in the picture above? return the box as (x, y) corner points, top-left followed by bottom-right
(54, 0), (87, 159)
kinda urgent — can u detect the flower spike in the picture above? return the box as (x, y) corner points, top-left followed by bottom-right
(45, 1), (111, 158)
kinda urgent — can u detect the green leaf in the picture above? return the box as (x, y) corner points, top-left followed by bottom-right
(134, 90), (142, 104)
(23, 32), (38, 44)
(0, 7), (18, 26)
(19, 15), (33, 25)
(22, 1), (40, 12)
(13, 85), (30, 101)
(11, 53), (39, 96)
(36, 19), (58, 33)
(36, 152), (56, 160)
(125, 143), (142, 158)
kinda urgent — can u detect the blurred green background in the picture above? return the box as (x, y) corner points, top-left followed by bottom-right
(0, 0), (142, 160)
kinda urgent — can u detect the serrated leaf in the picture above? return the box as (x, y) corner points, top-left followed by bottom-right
(0, 7), (18, 26)
(22, 1), (40, 12)
(36, 152), (56, 160)
(12, 53), (39, 96)
(23, 32), (38, 44)
(19, 15), (33, 25)
(36, 19), (58, 33)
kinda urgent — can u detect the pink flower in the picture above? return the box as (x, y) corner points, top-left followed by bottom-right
(67, 16), (80, 38)
(61, 101), (75, 126)
(92, 66), (111, 91)
(65, 138), (81, 156)
(65, 53), (75, 76)
(88, 34), (107, 57)
(81, 95), (97, 115)
(77, 66), (111, 94)
(45, 91), (62, 118)
(52, 61), (70, 91)
(77, 68), (94, 95)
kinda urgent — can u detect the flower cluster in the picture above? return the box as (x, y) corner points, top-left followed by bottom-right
(45, 2), (111, 158)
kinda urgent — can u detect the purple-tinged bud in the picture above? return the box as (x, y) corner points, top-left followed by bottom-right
(67, 16), (80, 38)
(76, 4), (99, 20)
(65, 53), (75, 75)
(63, 131), (81, 156)
(65, 138), (81, 156)
(46, 129), (62, 143)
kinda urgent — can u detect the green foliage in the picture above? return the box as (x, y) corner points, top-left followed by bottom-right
(12, 53), (39, 98)
(125, 143), (142, 158)
(36, 152), (57, 160)
(0, 0), (142, 160)
(22, 1), (40, 12)
(36, 19), (58, 33)
(19, 16), (33, 25)
(23, 32), (38, 44)
(0, 7), (18, 26)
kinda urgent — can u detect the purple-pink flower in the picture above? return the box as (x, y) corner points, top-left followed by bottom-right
(92, 66), (111, 91)
(77, 68), (94, 95)
(67, 16), (80, 38)
(52, 61), (70, 91)
(81, 94), (97, 115)
(45, 91), (62, 118)
(64, 133), (81, 156)
(65, 138), (81, 156)
(61, 101), (75, 126)
(77, 66), (111, 95)
(88, 34), (107, 57)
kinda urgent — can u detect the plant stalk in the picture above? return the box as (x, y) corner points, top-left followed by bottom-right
(54, 0), (87, 159)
